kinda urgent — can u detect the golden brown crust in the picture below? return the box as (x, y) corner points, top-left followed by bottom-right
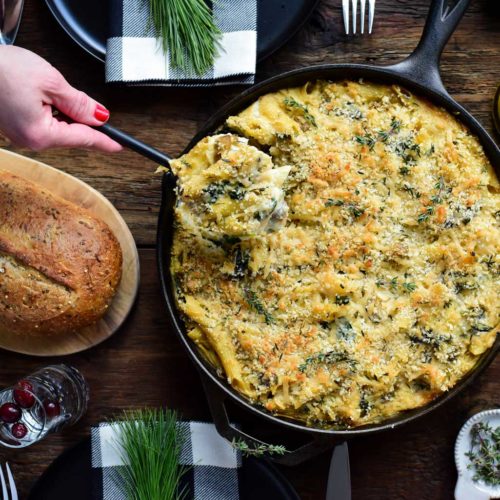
(0, 170), (122, 336)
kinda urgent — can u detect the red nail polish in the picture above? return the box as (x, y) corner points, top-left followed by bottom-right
(94, 104), (110, 122)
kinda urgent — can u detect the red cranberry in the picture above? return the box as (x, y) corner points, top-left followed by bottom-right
(11, 422), (28, 439)
(13, 380), (35, 409)
(43, 400), (61, 419)
(0, 403), (21, 424)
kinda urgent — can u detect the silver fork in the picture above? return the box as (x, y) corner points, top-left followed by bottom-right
(342, 0), (376, 35)
(0, 463), (18, 500)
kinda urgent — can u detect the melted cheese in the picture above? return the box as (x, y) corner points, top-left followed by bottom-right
(171, 80), (499, 428)
(170, 134), (290, 240)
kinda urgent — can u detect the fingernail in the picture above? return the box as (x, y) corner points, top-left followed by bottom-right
(94, 104), (110, 122)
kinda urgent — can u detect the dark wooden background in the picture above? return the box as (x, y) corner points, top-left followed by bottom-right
(1, 0), (499, 498)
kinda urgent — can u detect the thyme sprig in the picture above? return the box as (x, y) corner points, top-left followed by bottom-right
(465, 421), (500, 486)
(283, 97), (317, 127)
(150, 0), (222, 75)
(232, 438), (288, 457)
(244, 287), (274, 324)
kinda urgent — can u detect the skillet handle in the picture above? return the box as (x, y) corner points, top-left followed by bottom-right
(385, 0), (470, 97)
(200, 375), (336, 466)
(99, 123), (172, 168)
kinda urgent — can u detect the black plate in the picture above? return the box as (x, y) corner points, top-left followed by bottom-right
(44, 0), (319, 64)
(28, 437), (300, 500)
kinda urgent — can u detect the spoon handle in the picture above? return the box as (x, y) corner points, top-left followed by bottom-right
(100, 123), (172, 168)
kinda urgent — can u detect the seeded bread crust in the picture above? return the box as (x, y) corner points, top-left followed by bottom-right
(0, 170), (122, 336)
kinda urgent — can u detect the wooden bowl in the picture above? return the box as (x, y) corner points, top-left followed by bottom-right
(0, 148), (140, 356)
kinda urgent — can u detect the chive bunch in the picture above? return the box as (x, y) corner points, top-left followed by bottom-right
(150, 0), (222, 75)
(115, 408), (188, 500)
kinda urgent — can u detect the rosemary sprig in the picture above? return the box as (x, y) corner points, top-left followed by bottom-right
(465, 421), (500, 486)
(150, 0), (222, 75)
(114, 408), (188, 500)
(231, 438), (288, 457)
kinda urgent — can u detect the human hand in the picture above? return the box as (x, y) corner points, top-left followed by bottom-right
(0, 45), (122, 152)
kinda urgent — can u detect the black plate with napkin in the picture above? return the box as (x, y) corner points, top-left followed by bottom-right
(107, 0), (257, 86)
(28, 421), (299, 500)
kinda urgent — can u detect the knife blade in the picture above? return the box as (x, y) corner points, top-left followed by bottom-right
(0, 0), (25, 45)
(326, 442), (351, 500)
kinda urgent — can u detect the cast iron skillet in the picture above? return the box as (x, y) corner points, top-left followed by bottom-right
(100, 0), (500, 466)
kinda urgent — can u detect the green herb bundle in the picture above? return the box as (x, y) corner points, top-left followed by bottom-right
(115, 408), (188, 500)
(150, 0), (222, 75)
(465, 421), (500, 487)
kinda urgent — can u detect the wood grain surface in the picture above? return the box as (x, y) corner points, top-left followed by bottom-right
(0, 149), (140, 356)
(0, 0), (499, 498)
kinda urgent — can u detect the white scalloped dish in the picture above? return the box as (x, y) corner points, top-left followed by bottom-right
(455, 409), (500, 499)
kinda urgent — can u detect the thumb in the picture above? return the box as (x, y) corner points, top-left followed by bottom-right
(45, 72), (111, 126)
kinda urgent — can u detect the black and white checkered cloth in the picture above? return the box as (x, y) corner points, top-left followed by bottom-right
(106, 0), (257, 86)
(91, 421), (242, 499)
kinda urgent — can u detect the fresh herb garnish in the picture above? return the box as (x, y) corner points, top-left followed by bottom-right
(409, 328), (451, 348)
(115, 408), (188, 500)
(325, 198), (344, 207)
(244, 287), (274, 324)
(435, 177), (445, 191)
(348, 204), (365, 218)
(417, 206), (435, 223)
(283, 97), (317, 127)
(377, 117), (401, 142)
(394, 138), (421, 164)
(150, 0), (222, 75)
(354, 133), (376, 151)
(299, 350), (353, 373)
(232, 438), (288, 458)
(471, 323), (493, 333)
(402, 184), (421, 199)
(465, 421), (500, 487)
(335, 295), (351, 305)
(402, 282), (416, 292)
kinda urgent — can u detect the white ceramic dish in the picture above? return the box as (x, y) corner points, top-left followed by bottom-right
(455, 409), (500, 499)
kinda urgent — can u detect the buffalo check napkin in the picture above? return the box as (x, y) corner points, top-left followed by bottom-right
(106, 0), (257, 86)
(91, 421), (242, 499)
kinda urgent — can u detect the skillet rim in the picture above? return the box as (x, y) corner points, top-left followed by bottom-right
(157, 62), (500, 438)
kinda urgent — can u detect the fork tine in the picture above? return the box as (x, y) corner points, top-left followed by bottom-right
(5, 465), (16, 500)
(0, 465), (8, 500)
(360, 0), (366, 34)
(351, 0), (358, 34)
(342, 0), (350, 35)
(368, 0), (376, 34)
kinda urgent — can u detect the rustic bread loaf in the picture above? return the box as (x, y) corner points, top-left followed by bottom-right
(0, 170), (122, 336)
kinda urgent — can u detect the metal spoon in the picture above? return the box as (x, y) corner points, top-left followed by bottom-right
(0, 0), (25, 45)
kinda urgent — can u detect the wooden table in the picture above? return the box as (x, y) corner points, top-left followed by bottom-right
(1, 1), (499, 498)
